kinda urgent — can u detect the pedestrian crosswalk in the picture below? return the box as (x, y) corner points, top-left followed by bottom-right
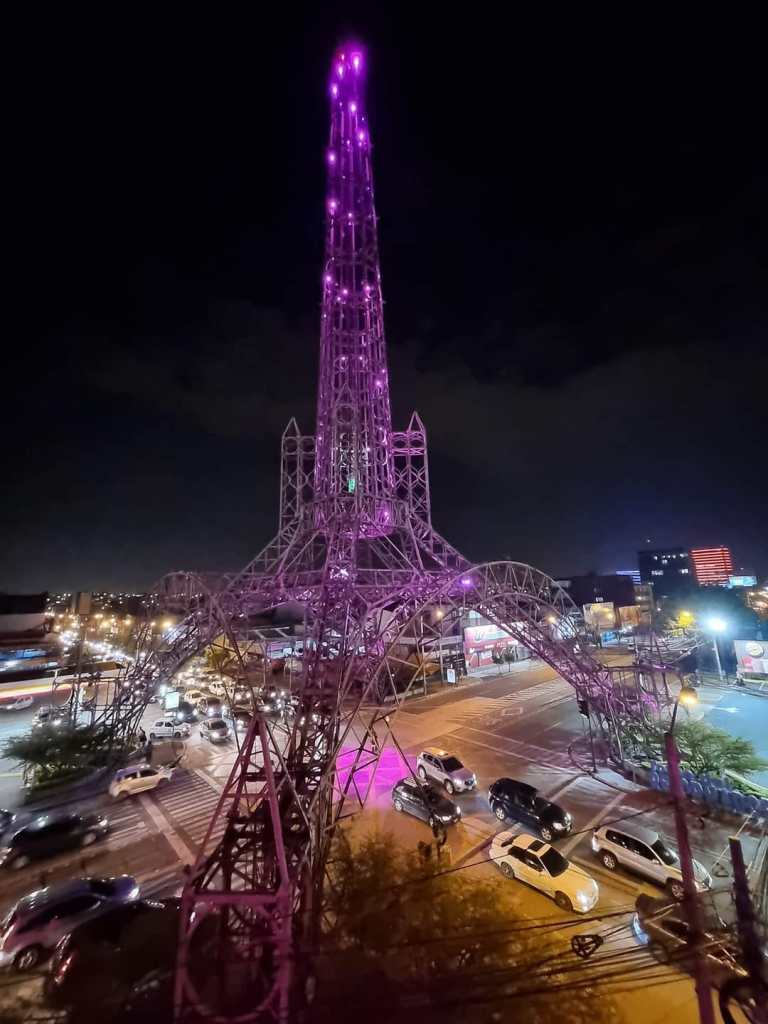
(446, 679), (574, 725)
(151, 769), (225, 857)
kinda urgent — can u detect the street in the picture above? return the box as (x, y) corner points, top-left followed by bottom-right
(0, 661), (765, 1022)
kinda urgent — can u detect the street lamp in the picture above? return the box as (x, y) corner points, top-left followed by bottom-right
(670, 683), (698, 732)
(707, 617), (727, 681)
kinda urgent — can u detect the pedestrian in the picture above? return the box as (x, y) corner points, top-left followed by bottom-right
(138, 727), (147, 746)
(145, 738), (153, 763)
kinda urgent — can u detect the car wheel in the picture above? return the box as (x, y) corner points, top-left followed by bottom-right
(601, 852), (617, 871)
(10, 854), (30, 870)
(540, 826), (554, 842)
(14, 945), (43, 971)
(554, 892), (573, 912)
(667, 879), (685, 901)
(149, 733), (156, 740)
(173, 731), (182, 738)
(417, 766), (427, 781)
(499, 861), (515, 879)
(444, 780), (455, 795)
(494, 805), (506, 821)
(394, 799), (404, 813)
(118, 789), (130, 800)
(81, 831), (97, 846)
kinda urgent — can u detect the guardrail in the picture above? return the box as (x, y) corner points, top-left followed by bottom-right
(650, 761), (768, 820)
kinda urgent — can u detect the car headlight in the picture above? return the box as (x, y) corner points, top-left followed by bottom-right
(440, 814), (453, 823)
(553, 821), (565, 831)
(575, 890), (592, 909)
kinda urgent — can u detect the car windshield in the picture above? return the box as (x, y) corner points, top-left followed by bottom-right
(442, 757), (463, 772)
(651, 838), (678, 866)
(424, 789), (442, 804)
(540, 847), (569, 877)
(209, 719), (226, 729)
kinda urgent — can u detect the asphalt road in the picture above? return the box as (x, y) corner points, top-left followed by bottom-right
(0, 662), (764, 1023)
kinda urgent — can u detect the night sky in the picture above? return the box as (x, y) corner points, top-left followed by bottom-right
(4, 10), (767, 592)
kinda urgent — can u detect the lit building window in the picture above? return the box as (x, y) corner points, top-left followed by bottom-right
(651, 570), (664, 576)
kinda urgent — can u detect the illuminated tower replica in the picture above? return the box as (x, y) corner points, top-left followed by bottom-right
(104, 43), (675, 1024)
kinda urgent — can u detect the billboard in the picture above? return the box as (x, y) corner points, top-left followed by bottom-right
(729, 575), (757, 588)
(735, 640), (768, 678)
(463, 622), (521, 671)
(583, 602), (616, 632)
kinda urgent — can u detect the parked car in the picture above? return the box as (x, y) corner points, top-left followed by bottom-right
(490, 831), (599, 913)
(199, 718), (231, 744)
(591, 823), (711, 900)
(45, 897), (181, 1011)
(0, 695), (34, 712)
(488, 778), (572, 842)
(148, 718), (190, 740)
(109, 764), (175, 799)
(392, 778), (461, 828)
(633, 893), (748, 989)
(0, 875), (139, 970)
(416, 748), (476, 794)
(0, 812), (110, 870)
(198, 696), (229, 718)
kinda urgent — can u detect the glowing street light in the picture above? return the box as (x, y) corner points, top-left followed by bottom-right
(706, 617), (727, 680)
(670, 683), (699, 731)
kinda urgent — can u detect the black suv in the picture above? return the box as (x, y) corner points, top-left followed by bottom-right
(392, 778), (461, 828)
(488, 778), (571, 842)
(0, 812), (109, 870)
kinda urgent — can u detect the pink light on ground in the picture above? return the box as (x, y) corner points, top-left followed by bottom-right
(335, 744), (413, 806)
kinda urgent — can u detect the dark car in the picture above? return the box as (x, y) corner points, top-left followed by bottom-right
(198, 696), (229, 718)
(392, 778), (461, 828)
(0, 809), (16, 836)
(488, 778), (572, 842)
(231, 709), (253, 732)
(45, 897), (180, 1012)
(174, 700), (199, 723)
(0, 811), (109, 870)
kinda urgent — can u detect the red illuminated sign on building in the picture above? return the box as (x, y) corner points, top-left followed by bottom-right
(690, 546), (734, 586)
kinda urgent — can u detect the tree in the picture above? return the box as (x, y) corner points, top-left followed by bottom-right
(673, 720), (768, 776)
(312, 829), (621, 1024)
(1, 723), (124, 784)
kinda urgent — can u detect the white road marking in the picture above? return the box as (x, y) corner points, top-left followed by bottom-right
(560, 793), (623, 857)
(141, 794), (196, 863)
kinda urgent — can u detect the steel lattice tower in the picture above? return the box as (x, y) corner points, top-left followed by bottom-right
(100, 41), (680, 1024)
(314, 49), (395, 525)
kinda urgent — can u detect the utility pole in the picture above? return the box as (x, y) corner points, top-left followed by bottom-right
(712, 634), (725, 681)
(729, 837), (768, 1024)
(665, 732), (716, 1024)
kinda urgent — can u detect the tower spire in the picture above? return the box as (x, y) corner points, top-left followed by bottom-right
(314, 44), (395, 531)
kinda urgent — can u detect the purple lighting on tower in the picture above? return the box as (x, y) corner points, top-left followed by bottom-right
(314, 44), (395, 525)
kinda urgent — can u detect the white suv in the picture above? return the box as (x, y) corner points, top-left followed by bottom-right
(109, 764), (174, 799)
(591, 822), (711, 900)
(149, 718), (191, 740)
(416, 748), (476, 794)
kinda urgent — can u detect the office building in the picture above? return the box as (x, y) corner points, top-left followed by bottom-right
(690, 546), (734, 587)
(638, 547), (694, 599)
